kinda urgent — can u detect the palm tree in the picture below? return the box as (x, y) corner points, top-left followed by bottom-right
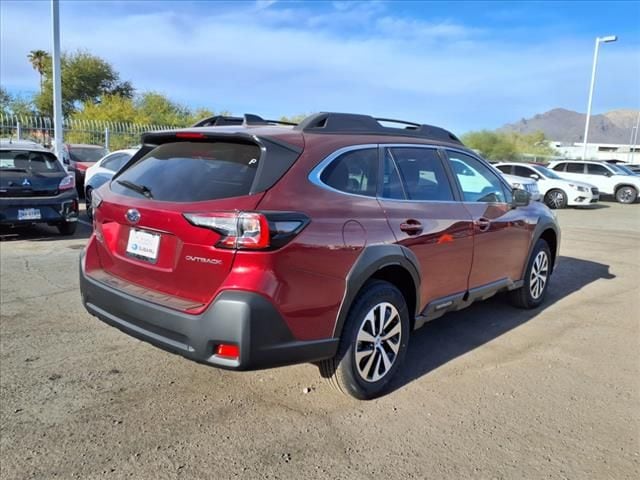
(27, 50), (50, 93)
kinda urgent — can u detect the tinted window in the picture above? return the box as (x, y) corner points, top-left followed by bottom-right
(112, 141), (261, 202)
(383, 147), (453, 201)
(447, 151), (508, 203)
(513, 165), (535, 178)
(0, 150), (63, 173)
(69, 147), (107, 163)
(566, 163), (585, 173)
(321, 148), (378, 196)
(495, 165), (512, 175)
(587, 163), (612, 176)
(102, 153), (131, 172)
(551, 163), (567, 172)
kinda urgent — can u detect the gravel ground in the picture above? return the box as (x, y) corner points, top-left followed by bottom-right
(1, 202), (639, 479)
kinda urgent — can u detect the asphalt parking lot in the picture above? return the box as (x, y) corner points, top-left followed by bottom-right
(1, 202), (638, 480)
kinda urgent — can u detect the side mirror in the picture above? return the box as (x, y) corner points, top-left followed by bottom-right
(63, 157), (69, 165)
(529, 174), (540, 181)
(512, 188), (530, 208)
(605, 171), (613, 177)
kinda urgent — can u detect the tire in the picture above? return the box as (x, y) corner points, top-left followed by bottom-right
(615, 185), (638, 204)
(509, 239), (551, 309)
(85, 187), (93, 221)
(57, 221), (77, 236)
(319, 280), (410, 400)
(544, 189), (567, 209)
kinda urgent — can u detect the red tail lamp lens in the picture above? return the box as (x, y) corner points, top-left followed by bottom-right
(216, 344), (240, 359)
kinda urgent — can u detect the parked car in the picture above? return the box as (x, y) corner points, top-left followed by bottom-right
(623, 163), (640, 174)
(84, 148), (137, 219)
(548, 160), (640, 204)
(0, 140), (78, 235)
(495, 162), (598, 209)
(500, 172), (542, 202)
(80, 112), (560, 399)
(61, 144), (108, 196)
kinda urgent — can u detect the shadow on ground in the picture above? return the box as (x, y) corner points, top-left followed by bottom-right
(389, 255), (615, 393)
(0, 212), (92, 243)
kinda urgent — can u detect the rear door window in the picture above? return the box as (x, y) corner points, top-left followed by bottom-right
(321, 148), (378, 196)
(383, 147), (454, 201)
(111, 141), (261, 202)
(495, 165), (512, 175)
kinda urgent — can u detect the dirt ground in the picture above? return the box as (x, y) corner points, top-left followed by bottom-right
(1, 202), (638, 479)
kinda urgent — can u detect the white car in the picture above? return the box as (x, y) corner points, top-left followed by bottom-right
(84, 148), (137, 188)
(500, 173), (541, 202)
(548, 160), (640, 204)
(448, 157), (541, 202)
(495, 162), (598, 209)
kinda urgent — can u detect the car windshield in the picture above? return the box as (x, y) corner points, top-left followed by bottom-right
(532, 165), (562, 179)
(607, 163), (628, 175)
(616, 165), (637, 176)
(69, 146), (107, 163)
(0, 150), (64, 173)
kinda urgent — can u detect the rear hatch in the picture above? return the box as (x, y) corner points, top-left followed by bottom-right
(0, 149), (67, 197)
(92, 134), (300, 310)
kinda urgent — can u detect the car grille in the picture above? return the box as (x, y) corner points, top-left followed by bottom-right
(524, 183), (539, 194)
(0, 189), (59, 197)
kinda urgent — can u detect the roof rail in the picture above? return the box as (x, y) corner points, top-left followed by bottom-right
(191, 114), (297, 128)
(294, 112), (462, 144)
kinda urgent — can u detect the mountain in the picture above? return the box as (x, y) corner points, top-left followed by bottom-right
(500, 108), (639, 144)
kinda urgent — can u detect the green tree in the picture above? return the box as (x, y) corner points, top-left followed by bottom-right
(462, 130), (556, 161)
(27, 50), (50, 93)
(34, 50), (133, 116)
(279, 114), (308, 124)
(0, 87), (36, 117)
(0, 87), (10, 116)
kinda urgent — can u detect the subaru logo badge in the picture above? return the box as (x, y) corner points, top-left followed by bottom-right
(126, 209), (141, 224)
(22, 178), (31, 187)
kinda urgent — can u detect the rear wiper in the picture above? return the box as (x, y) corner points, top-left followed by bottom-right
(117, 179), (153, 198)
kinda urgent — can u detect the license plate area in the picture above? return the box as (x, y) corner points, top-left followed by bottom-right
(126, 228), (161, 263)
(18, 208), (41, 221)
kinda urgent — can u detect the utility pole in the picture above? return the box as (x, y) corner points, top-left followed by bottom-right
(631, 111), (640, 165)
(51, 0), (64, 166)
(582, 35), (617, 160)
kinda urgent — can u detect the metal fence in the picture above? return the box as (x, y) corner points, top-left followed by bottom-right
(0, 114), (176, 151)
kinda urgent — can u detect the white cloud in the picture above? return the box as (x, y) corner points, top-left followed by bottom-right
(1, 0), (638, 132)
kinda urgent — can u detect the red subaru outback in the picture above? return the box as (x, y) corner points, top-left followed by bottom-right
(80, 113), (560, 399)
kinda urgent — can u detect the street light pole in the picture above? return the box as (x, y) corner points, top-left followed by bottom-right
(582, 35), (617, 160)
(51, 0), (64, 166)
(630, 111), (640, 165)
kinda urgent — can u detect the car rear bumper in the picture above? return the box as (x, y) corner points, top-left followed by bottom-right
(79, 252), (338, 370)
(0, 190), (79, 226)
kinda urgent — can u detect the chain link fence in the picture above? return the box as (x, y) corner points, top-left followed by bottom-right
(0, 114), (176, 151)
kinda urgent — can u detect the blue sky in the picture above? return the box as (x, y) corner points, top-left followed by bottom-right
(1, 0), (639, 133)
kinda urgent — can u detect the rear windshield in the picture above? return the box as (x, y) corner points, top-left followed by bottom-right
(0, 150), (64, 173)
(111, 141), (261, 202)
(69, 146), (107, 163)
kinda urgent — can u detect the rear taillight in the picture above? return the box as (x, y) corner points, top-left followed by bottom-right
(183, 211), (309, 250)
(58, 174), (75, 191)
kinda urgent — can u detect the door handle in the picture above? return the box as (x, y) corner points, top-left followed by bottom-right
(400, 220), (422, 235)
(475, 217), (491, 232)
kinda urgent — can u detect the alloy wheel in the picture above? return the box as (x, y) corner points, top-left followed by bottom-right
(355, 302), (402, 382)
(549, 191), (565, 208)
(529, 251), (549, 299)
(617, 187), (635, 204)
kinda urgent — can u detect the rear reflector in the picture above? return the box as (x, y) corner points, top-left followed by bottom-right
(216, 344), (240, 359)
